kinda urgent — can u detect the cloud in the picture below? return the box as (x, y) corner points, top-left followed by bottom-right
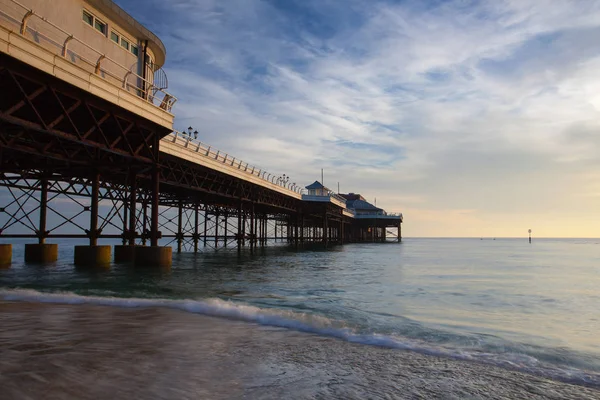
(118, 0), (600, 236)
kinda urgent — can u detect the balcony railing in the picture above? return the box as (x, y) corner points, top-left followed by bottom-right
(0, 0), (177, 112)
(165, 131), (303, 194)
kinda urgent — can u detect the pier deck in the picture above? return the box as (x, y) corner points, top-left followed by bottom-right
(0, 0), (402, 267)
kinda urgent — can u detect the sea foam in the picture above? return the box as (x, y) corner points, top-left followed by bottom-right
(2, 288), (599, 388)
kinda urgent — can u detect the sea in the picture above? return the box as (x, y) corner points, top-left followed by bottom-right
(1, 238), (600, 399)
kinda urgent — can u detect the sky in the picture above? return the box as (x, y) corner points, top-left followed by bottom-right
(118, 0), (600, 238)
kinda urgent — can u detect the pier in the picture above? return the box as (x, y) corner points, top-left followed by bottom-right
(0, 0), (402, 267)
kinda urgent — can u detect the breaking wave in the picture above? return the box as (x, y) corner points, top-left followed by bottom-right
(2, 288), (600, 388)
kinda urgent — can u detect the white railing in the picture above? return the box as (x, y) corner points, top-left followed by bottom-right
(386, 212), (403, 218)
(343, 208), (356, 216)
(166, 131), (303, 194)
(329, 192), (347, 204)
(0, 0), (177, 112)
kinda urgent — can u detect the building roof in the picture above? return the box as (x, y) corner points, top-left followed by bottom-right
(347, 199), (382, 211)
(339, 193), (365, 201)
(305, 181), (325, 190)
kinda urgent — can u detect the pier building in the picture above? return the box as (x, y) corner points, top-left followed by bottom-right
(0, 0), (402, 268)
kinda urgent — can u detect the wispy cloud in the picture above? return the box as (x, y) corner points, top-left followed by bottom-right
(119, 0), (600, 236)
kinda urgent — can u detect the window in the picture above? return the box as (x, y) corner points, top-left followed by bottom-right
(82, 10), (93, 26)
(94, 19), (107, 35)
(131, 45), (139, 56)
(110, 31), (119, 43)
(121, 38), (130, 51)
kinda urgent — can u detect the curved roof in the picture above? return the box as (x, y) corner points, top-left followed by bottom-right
(89, 0), (167, 67)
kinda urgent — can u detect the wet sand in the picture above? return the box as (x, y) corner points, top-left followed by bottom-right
(0, 301), (598, 399)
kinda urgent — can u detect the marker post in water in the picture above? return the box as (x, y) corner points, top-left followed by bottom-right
(528, 229), (532, 244)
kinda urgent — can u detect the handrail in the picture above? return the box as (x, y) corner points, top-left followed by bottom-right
(329, 192), (347, 204)
(166, 131), (303, 195)
(3, 0), (177, 113)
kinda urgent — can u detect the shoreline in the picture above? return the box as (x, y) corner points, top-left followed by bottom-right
(1, 300), (599, 399)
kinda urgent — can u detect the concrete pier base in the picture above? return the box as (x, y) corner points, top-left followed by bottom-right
(25, 244), (58, 264)
(134, 246), (172, 268)
(0, 244), (12, 267)
(74, 245), (111, 267)
(114, 245), (136, 263)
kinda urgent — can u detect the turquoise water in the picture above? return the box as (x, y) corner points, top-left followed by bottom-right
(1, 238), (600, 386)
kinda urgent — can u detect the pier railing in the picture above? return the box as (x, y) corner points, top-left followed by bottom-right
(301, 192), (348, 209)
(165, 131), (304, 194)
(0, 0), (177, 112)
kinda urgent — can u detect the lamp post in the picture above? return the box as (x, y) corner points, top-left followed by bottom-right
(185, 126), (198, 140)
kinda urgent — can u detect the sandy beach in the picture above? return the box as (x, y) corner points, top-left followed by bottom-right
(0, 301), (598, 399)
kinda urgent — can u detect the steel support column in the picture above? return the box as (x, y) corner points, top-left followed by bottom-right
(150, 167), (159, 247)
(323, 210), (328, 246)
(128, 171), (136, 246)
(177, 199), (183, 253)
(250, 202), (255, 251)
(38, 176), (48, 244)
(237, 201), (242, 248)
(224, 212), (228, 247)
(89, 172), (100, 246)
(193, 203), (199, 252)
(203, 211), (208, 247)
(214, 211), (219, 248)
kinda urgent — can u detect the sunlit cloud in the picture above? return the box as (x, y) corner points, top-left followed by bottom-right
(119, 0), (600, 237)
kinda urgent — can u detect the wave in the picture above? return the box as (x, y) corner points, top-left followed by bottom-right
(2, 288), (600, 388)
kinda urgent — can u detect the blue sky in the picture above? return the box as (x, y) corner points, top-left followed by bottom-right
(119, 0), (600, 237)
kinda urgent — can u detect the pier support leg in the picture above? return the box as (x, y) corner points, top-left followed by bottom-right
(237, 201), (243, 248)
(38, 176), (48, 245)
(194, 204), (199, 253)
(74, 245), (111, 267)
(0, 244), (11, 267)
(142, 201), (148, 246)
(398, 224), (402, 243)
(121, 198), (128, 246)
(89, 172), (100, 246)
(203, 211), (208, 247)
(224, 213), (228, 247)
(294, 215), (299, 245)
(76, 173), (110, 267)
(250, 202), (255, 252)
(323, 210), (328, 246)
(115, 172), (137, 264)
(114, 245), (136, 263)
(215, 211), (220, 248)
(134, 152), (170, 267)
(177, 199), (183, 253)
(242, 213), (247, 247)
(134, 246), (172, 268)
(150, 167), (160, 247)
(128, 172), (137, 246)
(25, 243), (58, 264)
(26, 176), (58, 264)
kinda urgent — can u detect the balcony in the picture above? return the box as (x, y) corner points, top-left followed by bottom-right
(0, 0), (176, 127)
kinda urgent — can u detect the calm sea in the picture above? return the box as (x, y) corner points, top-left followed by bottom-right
(1, 238), (600, 389)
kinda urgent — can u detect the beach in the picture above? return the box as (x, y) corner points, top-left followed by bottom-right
(1, 300), (598, 400)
